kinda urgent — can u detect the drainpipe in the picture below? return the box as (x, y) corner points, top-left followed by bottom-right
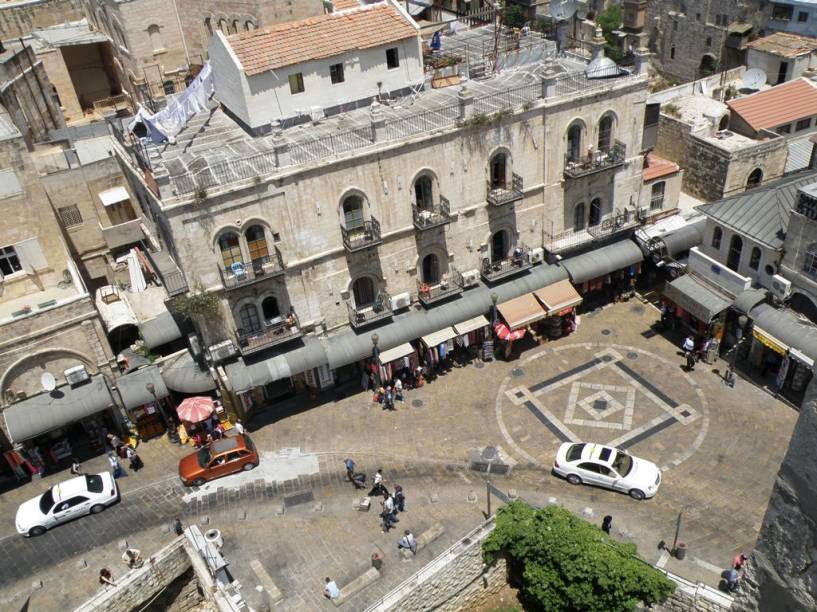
(170, 0), (191, 65)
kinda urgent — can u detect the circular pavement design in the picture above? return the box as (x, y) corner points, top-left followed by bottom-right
(495, 342), (709, 472)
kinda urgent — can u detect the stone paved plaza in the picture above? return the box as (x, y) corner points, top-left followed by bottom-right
(0, 301), (798, 610)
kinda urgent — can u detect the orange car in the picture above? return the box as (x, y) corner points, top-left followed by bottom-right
(179, 435), (259, 486)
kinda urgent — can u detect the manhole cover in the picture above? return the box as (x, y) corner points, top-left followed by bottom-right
(601, 329), (612, 336)
(601, 355), (613, 362)
(627, 352), (639, 360)
(511, 368), (525, 377)
(474, 361), (485, 369)
(630, 304), (645, 314)
(592, 399), (608, 411)
(411, 399), (424, 408)
(482, 446), (498, 460)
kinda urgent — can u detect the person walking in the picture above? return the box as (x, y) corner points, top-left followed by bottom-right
(381, 492), (396, 533)
(323, 577), (341, 600)
(99, 568), (116, 587)
(724, 568), (740, 592)
(369, 468), (387, 497)
(685, 349), (696, 371)
(601, 515), (612, 535)
(107, 452), (126, 479)
(398, 529), (418, 555)
(394, 485), (406, 513)
(384, 386), (395, 411)
(233, 420), (246, 436)
(394, 377), (403, 402)
(106, 433), (122, 452)
(344, 458), (356, 482)
(173, 517), (184, 536)
(70, 458), (83, 476)
(733, 553), (748, 570)
(124, 446), (143, 472)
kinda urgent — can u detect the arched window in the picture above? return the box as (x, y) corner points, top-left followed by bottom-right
(232, 20), (240, 34)
(246, 21), (255, 31)
(727, 235), (743, 271)
(573, 202), (586, 231)
(749, 246), (761, 271)
(489, 152), (508, 189)
(699, 54), (717, 76)
(162, 80), (175, 96)
(422, 253), (440, 284)
(262, 296), (280, 320)
(204, 18), (213, 36)
(342, 195), (364, 230)
(237, 303), (261, 333)
(567, 123), (583, 162)
(218, 233), (242, 268)
(245, 225), (269, 264)
(747, 168), (763, 190)
(712, 226), (723, 249)
(589, 198), (602, 227)
(650, 181), (665, 210)
(803, 243), (817, 278)
(598, 115), (614, 152)
(148, 24), (163, 53)
(491, 229), (509, 263)
(718, 115), (729, 131)
(414, 175), (434, 210)
(218, 18), (228, 33)
(352, 277), (375, 308)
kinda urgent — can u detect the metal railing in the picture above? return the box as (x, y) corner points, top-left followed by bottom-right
(417, 268), (464, 306)
(481, 245), (532, 283)
(236, 312), (302, 356)
(587, 209), (646, 240)
(564, 140), (627, 179)
(341, 218), (382, 252)
(218, 249), (285, 290)
(290, 126), (375, 165)
(412, 196), (451, 230)
(347, 290), (392, 328)
(486, 173), (524, 206)
(92, 93), (132, 115)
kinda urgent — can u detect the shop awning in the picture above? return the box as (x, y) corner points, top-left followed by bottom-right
(379, 343), (415, 364)
(116, 365), (169, 410)
(99, 186), (130, 207)
(534, 279), (583, 315)
(421, 327), (457, 348)
(658, 219), (705, 258)
(224, 336), (328, 395)
(160, 350), (217, 394)
(497, 293), (548, 330)
(733, 289), (767, 316)
(454, 315), (490, 336)
(752, 327), (789, 356)
(139, 311), (183, 349)
(790, 347), (814, 368)
(749, 303), (817, 364)
(3, 375), (114, 444)
(663, 274), (733, 323)
(562, 240), (643, 285)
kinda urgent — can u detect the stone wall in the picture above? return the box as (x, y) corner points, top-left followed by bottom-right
(0, 0), (83, 39)
(148, 567), (208, 612)
(655, 115), (690, 166)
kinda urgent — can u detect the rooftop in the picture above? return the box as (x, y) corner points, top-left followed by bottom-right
(643, 153), (680, 182)
(747, 31), (817, 58)
(665, 95), (729, 132)
(698, 129), (778, 152)
(727, 78), (817, 132)
(0, 103), (20, 141)
(30, 19), (108, 48)
(786, 134), (817, 174)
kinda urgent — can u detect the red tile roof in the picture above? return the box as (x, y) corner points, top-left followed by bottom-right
(727, 78), (817, 132)
(227, 1), (418, 76)
(643, 153), (680, 182)
(332, 0), (362, 9)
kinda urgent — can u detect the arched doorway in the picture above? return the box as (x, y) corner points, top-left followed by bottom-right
(718, 115), (729, 131)
(414, 175), (434, 210)
(491, 230), (509, 263)
(567, 123), (582, 161)
(352, 277), (375, 308)
(261, 296), (280, 321)
(746, 168), (763, 190)
(218, 232), (242, 269)
(422, 253), (440, 284)
(237, 303), (261, 333)
(726, 235), (743, 271)
(574, 202), (586, 231)
(589, 198), (602, 227)
(342, 195), (365, 230)
(245, 225), (269, 267)
(699, 54), (717, 76)
(490, 153), (508, 189)
(598, 115), (613, 152)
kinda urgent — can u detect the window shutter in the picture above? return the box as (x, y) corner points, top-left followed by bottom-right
(14, 238), (48, 272)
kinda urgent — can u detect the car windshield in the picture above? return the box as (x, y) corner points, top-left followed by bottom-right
(197, 447), (211, 468)
(566, 443), (585, 462)
(85, 474), (103, 493)
(243, 434), (254, 452)
(39, 488), (55, 515)
(612, 451), (634, 477)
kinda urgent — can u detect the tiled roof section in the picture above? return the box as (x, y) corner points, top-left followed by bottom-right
(227, 2), (418, 76)
(746, 31), (817, 58)
(332, 0), (361, 8)
(696, 171), (817, 249)
(727, 78), (817, 131)
(643, 153), (680, 182)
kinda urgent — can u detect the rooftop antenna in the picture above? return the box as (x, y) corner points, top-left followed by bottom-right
(742, 68), (767, 91)
(41, 372), (57, 393)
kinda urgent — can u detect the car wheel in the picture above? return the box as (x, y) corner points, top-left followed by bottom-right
(566, 474), (582, 486)
(242, 463), (257, 472)
(629, 489), (646, 500)
(90, 504), (106, 514)
(192, 478), (206, 487)
(28, 526), (46, 537)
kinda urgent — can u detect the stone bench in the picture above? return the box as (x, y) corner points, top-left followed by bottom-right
(250, 559), (284, 605)
(331, 567), (380, 607)
(400, 522), (445, 559)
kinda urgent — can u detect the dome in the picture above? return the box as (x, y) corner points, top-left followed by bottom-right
(585, 55), (619, 79)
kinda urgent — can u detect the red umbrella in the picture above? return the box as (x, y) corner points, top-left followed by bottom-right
(494, 321), (527, 342)
(176, 396), (215, 423)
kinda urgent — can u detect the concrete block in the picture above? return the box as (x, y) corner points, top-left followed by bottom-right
(250, 559), (283, 605)
(430, 492), (439, 503)
(548, 497), (559, 505)
(582, 507), (594, 518)
(237, 509), (247, 521)
(117, 539), (128, 550)
(312, 502), (324, 513)
(507, 489), (518, 500)
(467, 491), (477, 503)
(200, 516), (210, 525)
(76, 559), (88, 570)
(332, 567), (380, 607)
(356, 497), (371, 511)
(31, 579), (43, 589)
(417, 522), (446, 547)
(274, 503), (285, 516)
(160, 524), (170, 534)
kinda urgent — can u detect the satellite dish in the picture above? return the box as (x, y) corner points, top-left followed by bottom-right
(550, 0), (579, 21)
(41, 372), (57, 392)
(742, 68), (767, 91)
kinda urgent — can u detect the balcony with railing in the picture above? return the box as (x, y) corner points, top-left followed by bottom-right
(236, 311), (302, 356)
(219, 248), (285, 290)
(480, 245), (533, 283)
(347, 290), (392, 329)
(342, 218), (382, 253)
(544, 209), (647, 254)
(413, 196), (451, 231)
(486, 173), (524, 207)
(417, 268), (464, 307)
(564, 141), (626, 180)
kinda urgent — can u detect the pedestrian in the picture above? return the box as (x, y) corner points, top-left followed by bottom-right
(323, 577), (341, 600)
(106, 433), (122, 451)
(381, 493), (396, 533)
(369, 468), (387, 497)
(173, 517), (184, 536)
(107, 452), (126, 479)
(124, 445), (144, 472)
(733, 553), (748, 570)
(99, 568), (116, 587)
(394, 377), (404, 402)
(122, 548), (143, 569)
(699, 337), (713, 364)
(394, 485), (406, 512)
(682, 335), (695, 354)
(601, 515), (612, 535)
(398, 529), (418, 554)
(384, 386), (394, 411)
(70, 457), (83, 476)
(685, 350), (696, 371)
(345, 458), (356, 482)
(233, 420), (246, 436)
(371, 551), (384, 570)
(724, 568), (740, 592)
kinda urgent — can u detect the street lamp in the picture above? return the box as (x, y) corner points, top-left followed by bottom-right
(491, 292), (499, 326)
(145, 382), (171, 431)
(725, 315), (748, 388)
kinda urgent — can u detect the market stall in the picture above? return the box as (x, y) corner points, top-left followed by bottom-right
(452, 314), (491, 362)
(533, 279), (583, 340)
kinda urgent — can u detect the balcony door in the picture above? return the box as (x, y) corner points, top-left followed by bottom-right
(490, 153), (507, 189)
(422, 253), (440, 285)
(342, 196), (365, 230)
(491, 230), (509, 264)
(353, 277), (375, 309)
(415, 176), (433, 211)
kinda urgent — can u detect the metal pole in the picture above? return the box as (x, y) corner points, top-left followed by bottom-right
(671, 510), (682, 553)
(486, 481), (492, 517)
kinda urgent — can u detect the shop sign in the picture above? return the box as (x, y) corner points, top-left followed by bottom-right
(557, 307), (574, 317)
(752, 327), (788, 356)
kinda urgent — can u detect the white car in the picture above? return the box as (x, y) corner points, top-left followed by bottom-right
(553, 442), (662, 500)
(15, 472), (119, 537)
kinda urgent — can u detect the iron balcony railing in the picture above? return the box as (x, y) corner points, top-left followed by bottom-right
(412, 196), (451, 230)
(587, 208), (647, 240)
(236, 311), (302, 357)
(417, 268), (464, 307)
(347, 289), (392, 329)
(486, 173), (524, 206)
(342, 217), (382, 253)
(219, 248), (285, 290)
(481, 245), (533, 283)
(564, 140), (626, 179)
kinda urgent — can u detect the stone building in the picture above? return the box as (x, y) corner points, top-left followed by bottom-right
(746, 31), (817, 85)
(779, 178), (817, 319)
(766, 0), (817, 36)
(0, 0), (83, 40)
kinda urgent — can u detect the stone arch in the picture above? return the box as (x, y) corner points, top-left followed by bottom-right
(232, 296), (262, 334)
(416, 244), (449, 283)
(597, 111), (618, 152)
(589, 197), (603, 227)
(1, 349), (98, 407)
(339, 188), (370, 229)
(699, 53), (718, 76)
(410, 168), (440, 209)
(565, 118), (587, 161)
(573, 201), (586, 231)
(487, 145), (513, 190)
(489, 226), (514, 263)
(746, 168), (763, 190)
(350, 274), (379, 308)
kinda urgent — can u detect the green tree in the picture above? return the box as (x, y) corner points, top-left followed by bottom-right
(483, 502), (675, 612)
(502, 4), (526, 29)
(172, 288), (219, 320)
(597, 5), (624, 63)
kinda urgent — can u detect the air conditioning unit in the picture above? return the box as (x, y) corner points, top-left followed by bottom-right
(770, 274), (792, 301)
(461, 269), (480, 288)
(208, 340), (238, 364)
(530, 247), (545, 265)
(391, 292), (412, 311)
(64, 365), (90, 386)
